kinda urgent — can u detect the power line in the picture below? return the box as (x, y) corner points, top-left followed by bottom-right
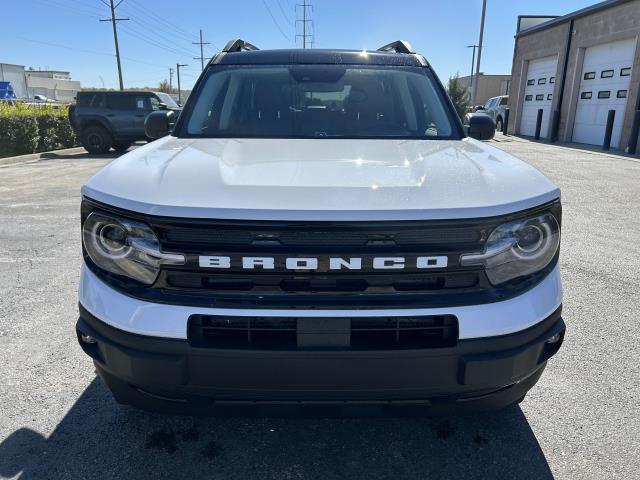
(99, 0), (129, 90)
(275, 0), (294, 26)
(193, 30), (211, 72)
(4, 34), (168, 69)
(119, 24), (194, 58)
(262, 0), (292, 42)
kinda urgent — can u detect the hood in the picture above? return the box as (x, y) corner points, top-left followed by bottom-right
(82, 136), (560, 221)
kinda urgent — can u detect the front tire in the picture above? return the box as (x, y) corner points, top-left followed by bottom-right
(81, 126), (112, 154)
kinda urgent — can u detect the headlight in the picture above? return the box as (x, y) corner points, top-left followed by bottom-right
(460, 212), (560, 286)
(82, 211), (185, 285)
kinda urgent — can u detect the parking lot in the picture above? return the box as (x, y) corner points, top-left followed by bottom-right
(0, 137), (639, 480)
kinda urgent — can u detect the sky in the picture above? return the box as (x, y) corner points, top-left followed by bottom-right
(2, 0), (603, 90)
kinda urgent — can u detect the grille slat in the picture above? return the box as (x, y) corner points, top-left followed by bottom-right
(188, 315), (458, 350)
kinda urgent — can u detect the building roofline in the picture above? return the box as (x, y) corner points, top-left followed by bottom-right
(516, 0), (636, 38)
(459, 74), (511, 78)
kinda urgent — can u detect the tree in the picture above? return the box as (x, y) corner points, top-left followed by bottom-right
(446, 73), (470, 121)
(158, 79), (177, 94)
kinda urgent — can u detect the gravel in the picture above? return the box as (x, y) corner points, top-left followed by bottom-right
(0, 138), (638, 479)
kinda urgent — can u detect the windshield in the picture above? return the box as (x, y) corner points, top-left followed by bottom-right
(180, 65), (456, 139)
(155, 92), (179, 108)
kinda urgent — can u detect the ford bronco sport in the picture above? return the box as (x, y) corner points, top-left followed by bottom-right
(70, 90), (182, 154)
(76, 39), (564, 415)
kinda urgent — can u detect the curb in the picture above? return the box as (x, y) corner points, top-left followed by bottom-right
(0, 147), (86, 168)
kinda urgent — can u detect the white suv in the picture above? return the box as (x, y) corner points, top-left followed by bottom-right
(76, 40), (564, 415)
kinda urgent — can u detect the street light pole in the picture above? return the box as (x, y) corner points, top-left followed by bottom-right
(176, 63), (187, 105)
(471, 0), (487, 108)
(467, 45), (478, 100)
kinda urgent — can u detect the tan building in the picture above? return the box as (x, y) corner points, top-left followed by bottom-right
(458, 74), (511, 107)
(507, 0), (640, 154)
(25, 70), (81, 103)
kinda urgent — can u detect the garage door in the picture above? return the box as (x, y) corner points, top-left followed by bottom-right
(572, 38), (636, 148)
(520, 55), (558, 138)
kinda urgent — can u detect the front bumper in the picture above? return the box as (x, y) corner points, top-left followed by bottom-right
(77, 304), (565, 415)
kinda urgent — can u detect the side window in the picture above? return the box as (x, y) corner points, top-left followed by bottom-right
(580, 91), (592, 100)
(527, 79), (535, 86)
(601, 70), (614, 79)
(549, 77), (556, 84)
(484, 98), (493, 109)
(150, 96), (161, 111)
(584, 72), (596, 80)
(134, 96), (146, 110)
(525, 95), (533, 101)
(91, 93), (105, 108)
(500, 97), (508, 106)
(538, 78), (546, 85)
(620, 67), (631, 77)
(535, 94), (544, 101)
(107, 95), (135, 110)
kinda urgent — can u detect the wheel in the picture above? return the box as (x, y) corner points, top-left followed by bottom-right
(495, 117), (503, 133)
(113, 141), (133, 153)
(81, 126), (112, 154)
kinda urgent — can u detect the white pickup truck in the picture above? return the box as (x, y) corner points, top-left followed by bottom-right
(76, 39), (564, 415)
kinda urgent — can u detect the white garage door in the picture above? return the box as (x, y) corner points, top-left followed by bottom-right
(572, 38), (636, 148)
(520, 55), (558, 138)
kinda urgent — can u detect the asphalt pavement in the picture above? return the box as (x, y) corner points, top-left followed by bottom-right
(0, 137), (638, 479)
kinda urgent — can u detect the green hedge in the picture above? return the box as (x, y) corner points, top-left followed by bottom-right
(0, 103), (78, 158)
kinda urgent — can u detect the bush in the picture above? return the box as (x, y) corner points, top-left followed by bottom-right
(0, 102), (78, 158)
(446, 73), (470, 121)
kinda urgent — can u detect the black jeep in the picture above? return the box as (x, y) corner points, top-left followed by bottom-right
(69, 91), (182, 154)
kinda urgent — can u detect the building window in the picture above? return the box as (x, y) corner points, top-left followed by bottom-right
(525, 95), (533, 101)
(536, 94), (544, 101)
(601, 70), (614, 79)
(620, 67), (631, 77)
(538, 78), (547, 85)
(547, 94), (553, 100)
(617, 90), (628, 99)
(598, 91), (611, 99)
(527, 79), (535, 86)
(584, 72), (596, 80)
(550, 76), (556, 84)
(580, 91), (592, 100)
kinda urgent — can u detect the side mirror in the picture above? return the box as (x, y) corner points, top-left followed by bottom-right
(474, 105), (485, 111)
(158, 102), (168, 110)
(144, 110), (175, 139)
(464, 113), (495, 141)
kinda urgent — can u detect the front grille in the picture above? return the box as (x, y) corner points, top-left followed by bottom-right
(188, 315), (458, 350)
(81, 198), (561, 309)
(147, 218), (494, 308)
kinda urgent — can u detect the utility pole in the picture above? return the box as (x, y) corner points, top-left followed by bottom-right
(192, 29), (210, 71)
(467, 45), (478, 100)
(470, 0), (487, 108)
(296, 2), (313, 48)
(168, 67), (174, 91)
(100, 0), (129, 90)
(176, 63), (187, 105)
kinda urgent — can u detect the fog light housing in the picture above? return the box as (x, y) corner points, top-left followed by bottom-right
(546, 332), (561, 344)
(80, 333), (97, 344)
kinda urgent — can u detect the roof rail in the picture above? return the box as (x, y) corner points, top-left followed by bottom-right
(377, 40), (416, 55)
(222, 38), (259, 53)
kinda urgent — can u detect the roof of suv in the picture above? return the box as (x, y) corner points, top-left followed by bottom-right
(212, 39), (428, 67)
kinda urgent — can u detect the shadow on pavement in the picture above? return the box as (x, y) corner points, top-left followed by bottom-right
(0, 377), (553, 480)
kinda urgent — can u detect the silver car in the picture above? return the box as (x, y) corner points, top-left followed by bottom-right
(480, 95), (509, 132)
